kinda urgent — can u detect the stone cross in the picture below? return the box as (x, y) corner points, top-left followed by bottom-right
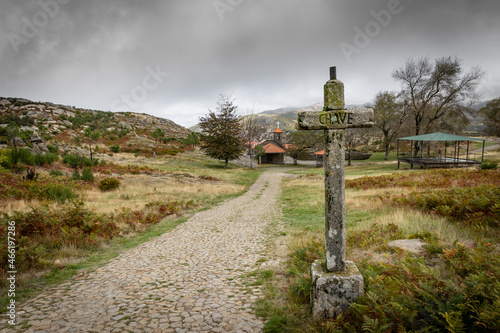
(298, 67), (373, 272)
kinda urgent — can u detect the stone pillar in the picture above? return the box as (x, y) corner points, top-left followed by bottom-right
(297, 67), (370, 320)
(324, 129), (346, 272)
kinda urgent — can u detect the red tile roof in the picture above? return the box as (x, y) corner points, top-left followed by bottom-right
(314, 150), (325, 155)
(262, 142), (286, 154)
(273, 128), (284, 133)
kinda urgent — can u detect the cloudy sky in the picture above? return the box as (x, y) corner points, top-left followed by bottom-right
(1, 0), (499, 127)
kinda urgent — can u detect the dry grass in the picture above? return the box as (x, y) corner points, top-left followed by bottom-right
(84, 174), (244, 214)
(346, 187), (477, 246)
(0, 199), (43, 214)
(282, 176), (482, 258)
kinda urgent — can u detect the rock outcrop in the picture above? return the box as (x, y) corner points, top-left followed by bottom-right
(0, 97), (191, 154)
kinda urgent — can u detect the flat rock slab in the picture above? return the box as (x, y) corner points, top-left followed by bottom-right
(387, 239), (427, 255)
(3, 170), (287, 333)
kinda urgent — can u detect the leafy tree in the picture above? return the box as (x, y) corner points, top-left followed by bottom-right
(480, 97), (500, 137)
(84, 128), (100, 161)
(373, 91), (408, 160)
(198, 94), (244, 168)
(393, 56), (484, 137)
(180, 132), (200, 149)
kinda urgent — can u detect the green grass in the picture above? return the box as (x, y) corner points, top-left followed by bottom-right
(365, 151), (398, 162)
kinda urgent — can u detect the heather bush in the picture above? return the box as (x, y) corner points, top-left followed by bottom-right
(481, 160), (498, 170)
(98, 177), (121, 191)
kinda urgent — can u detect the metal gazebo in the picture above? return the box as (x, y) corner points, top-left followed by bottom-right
(397, 132), (485, 169)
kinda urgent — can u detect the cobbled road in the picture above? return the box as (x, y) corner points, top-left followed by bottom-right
(3, 169), (287, 333)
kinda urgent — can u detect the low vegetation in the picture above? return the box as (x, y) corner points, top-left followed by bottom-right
(0, 149), (261, 313)
(257, 166), (499, 332)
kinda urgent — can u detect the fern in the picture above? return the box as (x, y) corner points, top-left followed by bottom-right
(441, 311), (466, 333)
(361, 316), (390, 333)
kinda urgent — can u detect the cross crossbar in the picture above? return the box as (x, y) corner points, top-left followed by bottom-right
(298, 108), (374, 130)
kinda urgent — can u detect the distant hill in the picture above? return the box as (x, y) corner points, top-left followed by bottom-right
(0, 97), (190, 156)
(189, 102), (370, 134)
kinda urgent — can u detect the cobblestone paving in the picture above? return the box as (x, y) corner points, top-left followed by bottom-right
(3, 170), (286, 333)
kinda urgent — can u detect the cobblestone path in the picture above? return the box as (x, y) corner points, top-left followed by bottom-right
(3, 170), (286, 333)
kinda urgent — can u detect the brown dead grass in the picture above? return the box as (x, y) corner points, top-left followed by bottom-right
(84, 174), (244, 214)
(346, 187), (476, 246)
(0, 199), (43, 215)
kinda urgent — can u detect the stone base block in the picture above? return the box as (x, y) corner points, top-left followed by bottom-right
(311, 259), (364, 320)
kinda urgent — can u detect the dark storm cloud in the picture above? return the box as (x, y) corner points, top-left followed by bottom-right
(1, 0), (499, 127)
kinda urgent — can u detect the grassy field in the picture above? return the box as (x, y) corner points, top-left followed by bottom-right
(257, 160), (499, 332)
(0, 149), (261, 313)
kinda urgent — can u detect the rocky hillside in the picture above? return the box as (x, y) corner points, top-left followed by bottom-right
(0, 97), (191, 156)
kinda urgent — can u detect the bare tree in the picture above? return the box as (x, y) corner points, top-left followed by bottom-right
(345, 128), (375, 166)
(84, 128), (100, 161)
(287, 130), (323, 164)
(241, 109), (265, 168)
(393, 56), (484, 138)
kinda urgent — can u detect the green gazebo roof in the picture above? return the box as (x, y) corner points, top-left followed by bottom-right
(398, 132), (483, 142)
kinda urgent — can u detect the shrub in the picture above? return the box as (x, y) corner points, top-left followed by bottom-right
(10, 148), (35, 165)
(81, 167), (94, 181)
(46, 144), (59, 154)
(72, 169), (81, 180)
(62, 154), (96, 168)
(0, 149), (10, 169)
(49, 169), (63, 176)
(33, 153), (58, 166)
(109, 145), (120, 153)
(63, 154), (85, 168)
(98, 177), (121, 191)
(43, 183), (76, 203)
(481, 160), (498, 170)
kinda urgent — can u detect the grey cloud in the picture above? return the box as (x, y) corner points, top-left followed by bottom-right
(1, 0), (499, 127)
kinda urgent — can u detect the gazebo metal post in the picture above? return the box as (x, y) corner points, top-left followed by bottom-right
(397, 139), (400, 169)
(444, 141), (448, 161)
(482, 140), (485, 162)
(410, 140), (413, 169)
(466, 141), (469, 161)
